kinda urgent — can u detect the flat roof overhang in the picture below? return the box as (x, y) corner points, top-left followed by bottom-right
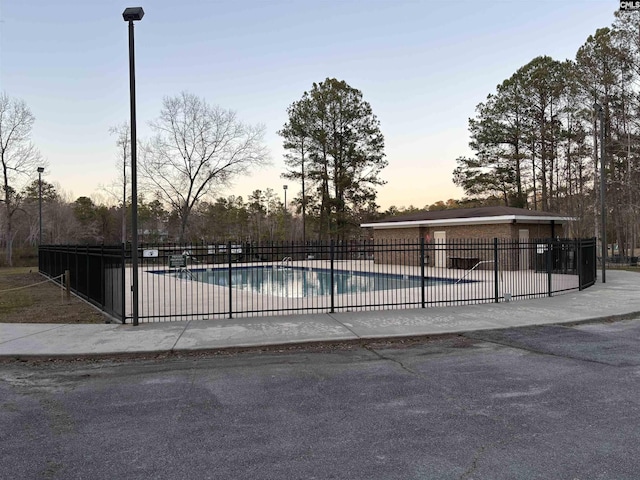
(361, 215), (574, 229)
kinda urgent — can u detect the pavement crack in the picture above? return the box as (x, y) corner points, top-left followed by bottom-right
(363, 346), (418, 375)
(464, 331), (624, 367)
(459, 442), (495, 480)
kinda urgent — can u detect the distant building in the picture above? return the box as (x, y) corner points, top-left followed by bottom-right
(361, 206), (573, 269)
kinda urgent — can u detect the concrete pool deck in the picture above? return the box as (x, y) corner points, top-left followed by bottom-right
(0, 270), (638, 359)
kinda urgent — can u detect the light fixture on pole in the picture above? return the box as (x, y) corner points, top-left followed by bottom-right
(283, 184), (288, 211)
(37, 167), (44, 245)
(123, 6), (144, 325)
(594, 102), (606, 284)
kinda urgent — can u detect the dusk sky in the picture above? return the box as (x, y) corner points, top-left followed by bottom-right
(0, 0), (617, 210)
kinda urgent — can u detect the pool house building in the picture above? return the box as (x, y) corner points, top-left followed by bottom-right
(361, 206), (573, 270)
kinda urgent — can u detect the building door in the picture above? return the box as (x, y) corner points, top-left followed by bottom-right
(434, 231), (447, 268)
(519, 229), (529, 270)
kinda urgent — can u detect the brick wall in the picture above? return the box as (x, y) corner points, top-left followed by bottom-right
(371, 222), (564, 269)
(373, 227), (423, 242)
(372, 228), (422, 266)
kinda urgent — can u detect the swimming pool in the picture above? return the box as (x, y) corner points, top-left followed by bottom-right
(165, 266), (459, 298)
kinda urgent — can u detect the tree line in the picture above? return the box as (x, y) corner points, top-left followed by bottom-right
(452, 10), (640, 257)
(2, 7), (635, 265)
(13, 186), (292, 245)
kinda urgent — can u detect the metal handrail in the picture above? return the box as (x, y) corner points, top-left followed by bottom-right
(280, 256), (292, 268)
(455, 260), (495, 284)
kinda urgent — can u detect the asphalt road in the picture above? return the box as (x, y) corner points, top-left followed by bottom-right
(2, 320), (640, 479)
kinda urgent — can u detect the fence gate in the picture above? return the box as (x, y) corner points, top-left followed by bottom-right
(578, 238), (597, 290)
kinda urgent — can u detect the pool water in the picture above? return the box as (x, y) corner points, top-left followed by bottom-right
(176, 266), (456, 298)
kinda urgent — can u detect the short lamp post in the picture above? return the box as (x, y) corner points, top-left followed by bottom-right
(594, 102), (606, 283)
(37, 167), (44, 245)
(123, 6), (144, 325)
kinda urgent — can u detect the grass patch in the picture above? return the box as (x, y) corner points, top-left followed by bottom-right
(0, 266), (35, 276)
(0, 267), (38, 315)
(0, 267), (106, 324)
(0, 290), (33, 315)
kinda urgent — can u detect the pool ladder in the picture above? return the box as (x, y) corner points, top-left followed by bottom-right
(179, 264), (196, 280)
(280, 256), (292, 268)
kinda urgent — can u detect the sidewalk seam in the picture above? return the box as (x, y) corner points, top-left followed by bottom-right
(170, 320), (192, 352)
(0, 324), (69, 346)
(326, 312), (362, 339)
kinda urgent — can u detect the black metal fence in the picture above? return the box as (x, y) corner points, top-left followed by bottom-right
(39, 245), (125, 320)
(39, 238), (596, 323)
(604, 255), (639, 267)
(580, 238), (597, 288)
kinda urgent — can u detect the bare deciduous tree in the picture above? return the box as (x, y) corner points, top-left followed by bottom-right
(0, 93), (43, 266)
(104, 123), (131, 243)
(140, 92), (269, 242)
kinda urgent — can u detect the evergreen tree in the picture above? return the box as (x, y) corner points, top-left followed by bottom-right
(279, 78), (386, 240)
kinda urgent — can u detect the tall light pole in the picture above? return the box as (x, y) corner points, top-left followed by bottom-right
(123, 6), (144, 325)
(37, 167), (44, 245)
(283, 184), (288, 211)
(594, 102), (606, 283)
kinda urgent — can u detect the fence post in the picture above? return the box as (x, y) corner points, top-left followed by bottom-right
(85, 245), (90, 300)
(100, 245), (105, 309)
(420, 237), (426, 308)
(228, 240), (233, 319)
(330, 239), (335, 313)
(74, 245), (78, 295)
(547, 239), (553, 297)
(592, 237), (597, 286)
(577, 239), (583, 291)
(493, 238), (499, 303)
(121, 243), (127, 323)
(65, 269), (71, 302)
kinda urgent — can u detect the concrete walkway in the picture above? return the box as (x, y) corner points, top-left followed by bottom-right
(1, 270), (639, 359)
